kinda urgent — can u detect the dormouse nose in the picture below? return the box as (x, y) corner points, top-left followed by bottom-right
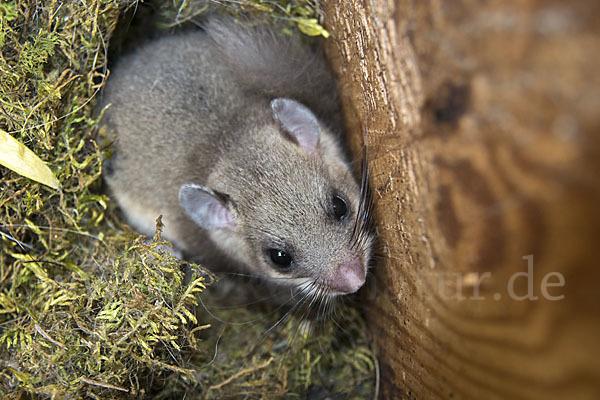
(329, 258), (366, 294)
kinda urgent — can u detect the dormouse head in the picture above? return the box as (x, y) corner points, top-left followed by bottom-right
(179, 98), (374, 297)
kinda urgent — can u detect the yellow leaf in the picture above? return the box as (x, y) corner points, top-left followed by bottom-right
(0, 130), (59, 189)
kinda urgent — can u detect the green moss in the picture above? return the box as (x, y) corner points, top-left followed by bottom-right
(158, 0), (330, 37)
(0, 1), (375, 398)
(1, 219), (210, 398)
(18, 31), (59, 77)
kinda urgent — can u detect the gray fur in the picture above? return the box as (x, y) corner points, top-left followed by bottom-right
(101, 18), (373, 295)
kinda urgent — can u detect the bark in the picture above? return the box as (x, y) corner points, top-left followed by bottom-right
(322, 1), (600, 399)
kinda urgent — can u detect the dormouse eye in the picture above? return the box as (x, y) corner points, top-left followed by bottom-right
(268, 248), (292, 269)
(332, 195), (348, 220)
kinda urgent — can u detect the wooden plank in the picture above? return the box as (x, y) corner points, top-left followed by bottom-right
(322, 0), (600, 398)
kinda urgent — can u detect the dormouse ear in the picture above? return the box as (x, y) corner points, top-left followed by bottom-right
(271, 98), (320, 153)
(179, 184), (235, 230)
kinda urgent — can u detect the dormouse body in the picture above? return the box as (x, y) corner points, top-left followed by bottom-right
(101, 18), (374, 296)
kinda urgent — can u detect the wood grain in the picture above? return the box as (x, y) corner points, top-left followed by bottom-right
(322, 0), (600, 398)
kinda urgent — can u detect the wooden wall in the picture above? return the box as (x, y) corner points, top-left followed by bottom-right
(322, 0), (600, 398)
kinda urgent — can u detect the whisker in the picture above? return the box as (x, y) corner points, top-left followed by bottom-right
(0, 230), (33, 250)
(200, 291), (283, 309)
(261, 285), (313, 337)
(197, 327), (224, 368)
(214, 271), (303, 281)
(197, 288), (301, 326)
(283, 283), (318, 347)
(0, 224), (105, 242)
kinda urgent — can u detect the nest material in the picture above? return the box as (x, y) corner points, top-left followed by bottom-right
(0, 1), (376, 398)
